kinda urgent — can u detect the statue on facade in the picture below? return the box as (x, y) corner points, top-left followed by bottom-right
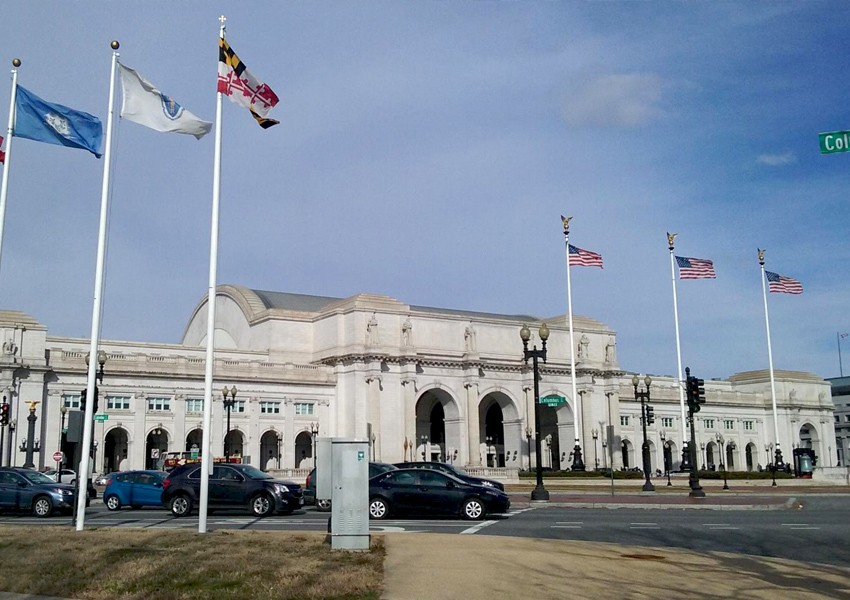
(464, 324), (477, 352)
(366, 313), (379, 346)
(401, 316), (413, 347)
(578, 334), (590, 359)
(2, 337), (17, 356)
(604, 339), (615, 363)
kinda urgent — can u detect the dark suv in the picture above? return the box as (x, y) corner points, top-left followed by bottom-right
(0, 467), (78, 517)
(162, 463), (303, 517)
(393, 462), (505, 491)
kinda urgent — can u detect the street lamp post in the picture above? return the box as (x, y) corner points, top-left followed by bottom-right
(420, 434), (429, 462)
(716, 433), (729, 490)
(485, 435), (493, 467)
(524, 426), (532, 471)
(521, 322), (550, 502)
(592, 429), (599, 470)
(310, 422), (319, 468)
(370, 432), (376, 461)
(58, 404), (68, 467)
(601, 436), (608, 469)
(22, 401), (39, 469)
(221, 385), (237, 460)
(632, 375), (655, 492)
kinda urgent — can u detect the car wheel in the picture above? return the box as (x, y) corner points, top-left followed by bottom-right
(69, 479), (76, 486)
(316, 499), (332, 512)
(369, 497), (390, 520)
(249, 493), (274, 518)
(33, 496), (54, 518)
(169, 494), (193, 517)
(461, 498), (485, 520)
(105, 494), (122, 511)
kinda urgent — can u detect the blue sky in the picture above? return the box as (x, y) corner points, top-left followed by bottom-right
(0, 2), (848, 381)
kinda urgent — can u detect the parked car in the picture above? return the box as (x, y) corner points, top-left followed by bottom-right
(103, 470), (167, 511)
(304, 462), (397, 512)
(94, 473), (113, 487)
(368, 468), (510, 520)
(43, 468), (77, 484)
(0, 467), (79, 517)
(393, 461), (505, 491)
(162, 463), (303, 517)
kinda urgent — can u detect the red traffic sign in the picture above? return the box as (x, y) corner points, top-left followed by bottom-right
(52, 451), (64, 462)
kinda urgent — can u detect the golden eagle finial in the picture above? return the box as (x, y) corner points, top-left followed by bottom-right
(561, 215), (572, 235)
(666, 232), (677, 249)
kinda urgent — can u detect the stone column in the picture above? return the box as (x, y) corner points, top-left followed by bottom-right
(401, 377), (417, 462)
(366, 373), (382, 460)
(284, 398), (295, 469)
(465, 380), (480, 466)
(606, 390), (623, 470)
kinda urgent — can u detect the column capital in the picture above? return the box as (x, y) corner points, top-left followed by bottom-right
(463, 380), (479, 390)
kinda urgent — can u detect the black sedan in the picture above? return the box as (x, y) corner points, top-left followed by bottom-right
(162, 463), (303, 517)
(393, 461), (505, 491)
(369, 468), (510, 520)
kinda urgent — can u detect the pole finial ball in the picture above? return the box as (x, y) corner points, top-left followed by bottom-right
(111, 41), (120, 50)
(12, 58), (21, 67)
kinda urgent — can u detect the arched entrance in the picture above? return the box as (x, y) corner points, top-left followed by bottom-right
(145, 426), (169, 470)
(621, 439), (634, 469)
(726, 441), (736, 470)
(104, 427), (129, 473)
(745, 442), (756, 471)
(663, 441), (677, 474)
(478, 390), (522, 469)
(294, 431), (312, 468)
(185, 428), (202, 453)
(260, 430), (282, 471)
(224, 429), (245, 459)
(416, 388), (459, 463)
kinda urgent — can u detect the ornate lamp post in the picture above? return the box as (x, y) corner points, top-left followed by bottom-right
(485, 435), (494, 467)
(632, 375), (655, 492)
(716, 433), (729, 490)
(310, 422), (319, 468)
(221, 385), (237, 460)
(591, 429), (599, 470)
(601, 435), (608, 469)
(56, 404), (69, 472)
(420, 434), (429, 462)
(525, 426), (532, 471)
(521, 322), (550, 502)
(22, 401), (40, 469)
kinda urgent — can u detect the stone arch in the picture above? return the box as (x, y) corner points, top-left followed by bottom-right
(260, 429), (282, 471)
(185, 428), (203, 453)
(478, 389), (521, 468)
(224, 428), (245, 459)
(145, 425), (169, 470)
(294, 430), (313, 468)
(663, 440), (678, 474)
(416, 387), (460, 462)
(104, 426), (130, 473)
(706, 441), (720, 470)
(745, 441), (757, 471)
(621, 438), (635, 469)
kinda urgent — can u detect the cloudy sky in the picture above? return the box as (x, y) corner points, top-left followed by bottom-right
(0, 2), (848, 382)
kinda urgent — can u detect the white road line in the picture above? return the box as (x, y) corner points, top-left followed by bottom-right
(781, 524), (820, 530)
(630, 523), (659, 529)
(460, 520), (497, 535)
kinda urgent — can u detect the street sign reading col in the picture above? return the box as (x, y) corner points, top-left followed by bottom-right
(819, 131), (850, 154)
(539, 394), (566, 407)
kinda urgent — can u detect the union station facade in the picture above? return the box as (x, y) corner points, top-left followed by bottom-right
(0, 284), (837, 478)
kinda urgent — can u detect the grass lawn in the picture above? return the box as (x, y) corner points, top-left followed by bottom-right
(0, 526), (383, 600)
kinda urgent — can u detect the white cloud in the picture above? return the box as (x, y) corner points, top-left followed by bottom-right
(756, 152), (797, 166)
(561, 73), (664, 128)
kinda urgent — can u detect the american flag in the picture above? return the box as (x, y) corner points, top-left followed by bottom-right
(675, 256), (716, 279)
(765, 271), (803, 294)
(568, 244), (603, 268)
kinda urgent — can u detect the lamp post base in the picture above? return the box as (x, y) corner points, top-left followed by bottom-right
(530, 485), (550, 502)
(642, 479), (656, 492)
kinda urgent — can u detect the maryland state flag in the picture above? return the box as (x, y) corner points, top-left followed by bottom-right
(217, 38), (279, 128)
(0, 136), (5, 164)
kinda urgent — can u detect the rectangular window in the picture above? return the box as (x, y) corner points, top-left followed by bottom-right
(620, 415), (630, 427)
(661, 417), (674, 429)
(703, 418), (714, 429)
(186, 398), (204, 413)
(260, 402), (281, 414)
(62, 394), (81, 409)
(106, 395), (131, 410)
(724, 419), (735, 430)
(743, 420), (754, 431)
(147, 397), (171, 412)
(295, 403), (314, 416)
(232, 400), (246, 414)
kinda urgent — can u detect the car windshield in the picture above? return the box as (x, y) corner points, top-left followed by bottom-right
(445, 464), (468, 476)
(24, 471), (58, 484)
(242, 465), (274, 480)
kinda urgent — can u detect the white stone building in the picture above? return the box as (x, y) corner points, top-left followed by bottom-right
(0, 285), (836, 478)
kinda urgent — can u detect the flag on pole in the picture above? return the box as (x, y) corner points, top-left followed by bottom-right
(0, 136), (5, 164)
(568, 244), (603, 267)
(118, 63), (212, 139)
(675, 256), (716, 279)
(217, 38), (279, 128)
(13, 86), (103, 157)
(765, 271), (803, 294)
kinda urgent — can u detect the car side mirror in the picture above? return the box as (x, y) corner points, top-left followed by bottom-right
(445, 481), (455, 489)
(17, 481), (27, 488)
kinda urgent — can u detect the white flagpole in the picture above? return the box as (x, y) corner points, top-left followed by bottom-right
(562, 217), (582, 463)
(758, 248), (782, 465)
(667, 234), (688, 450)
(199, 16), (227, 534)
(0, 58), (21, 281)
(76, 42), (119, 531)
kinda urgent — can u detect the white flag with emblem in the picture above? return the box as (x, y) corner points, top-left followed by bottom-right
(118, 63), (212, 139)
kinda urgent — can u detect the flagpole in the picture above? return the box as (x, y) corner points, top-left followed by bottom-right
(758, 249), (782, 466)
(667, 234), (688, 460)
(76, 42), (119, 531)
(199, 16), (227, 534)
(562, 217), (582, 467)
(839, 332), (845, 378)
(0, 58), (21, 282)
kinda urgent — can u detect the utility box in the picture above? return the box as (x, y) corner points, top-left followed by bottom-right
(329, 438), (370, 551)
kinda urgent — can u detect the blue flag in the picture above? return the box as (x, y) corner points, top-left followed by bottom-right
(14, 86), (103, 157)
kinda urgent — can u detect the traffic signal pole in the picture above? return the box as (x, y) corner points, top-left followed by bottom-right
(685, 367), (705, 498)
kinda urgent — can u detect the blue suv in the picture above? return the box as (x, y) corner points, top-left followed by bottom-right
(0, 467), (78, 517)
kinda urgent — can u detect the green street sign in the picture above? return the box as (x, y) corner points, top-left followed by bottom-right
(539, 394), (566, 407)
(94, 414), (108, 422)
(819, 131), (850, 154)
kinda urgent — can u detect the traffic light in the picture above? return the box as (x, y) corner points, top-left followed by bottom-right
(644, 404), (655, 425)
(686, 375), (705, 412)
(80, 387), (99, 415)
(0, 403), (9, 425)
